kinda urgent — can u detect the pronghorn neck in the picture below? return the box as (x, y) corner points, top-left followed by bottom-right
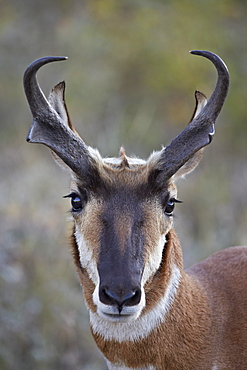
(72, 229), (212, 369)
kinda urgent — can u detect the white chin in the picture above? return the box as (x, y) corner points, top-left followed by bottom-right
(97, 309), (141, 323)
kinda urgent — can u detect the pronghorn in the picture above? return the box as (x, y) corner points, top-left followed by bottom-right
(24, 51), (247, 370)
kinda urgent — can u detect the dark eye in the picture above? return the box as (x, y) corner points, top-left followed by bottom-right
(164, 198), (182, 217)
(64, 192), (87, 213)
(164, 199), (175, 216)
(71, 194), (83, 212)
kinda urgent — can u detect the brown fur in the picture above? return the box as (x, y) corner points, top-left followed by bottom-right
(71, 206), (247, 369)
(92, 231), (247, 369)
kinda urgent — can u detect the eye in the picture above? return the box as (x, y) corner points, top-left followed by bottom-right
(71, 194), (83, 212)
(64, 192), (87, 213)
(164, 199), (175, 216)
(164, 198), (182, 217)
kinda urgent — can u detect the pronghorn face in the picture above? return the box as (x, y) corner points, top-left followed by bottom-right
(68, 151), (179, 323)
(24, 51), (229, 325)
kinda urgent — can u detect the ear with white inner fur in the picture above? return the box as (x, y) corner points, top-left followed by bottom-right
(173, 91), (207, 180)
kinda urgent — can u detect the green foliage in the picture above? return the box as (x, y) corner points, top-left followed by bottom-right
(1, 0), (247, 368)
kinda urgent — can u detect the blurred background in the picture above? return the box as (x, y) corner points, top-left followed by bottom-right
(1, 0), (247, 369)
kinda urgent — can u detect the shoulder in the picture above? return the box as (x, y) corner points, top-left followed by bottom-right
(186, 246), (247, 287)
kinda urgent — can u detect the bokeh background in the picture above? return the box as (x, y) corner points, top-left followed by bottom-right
(1, 1), (247, 369)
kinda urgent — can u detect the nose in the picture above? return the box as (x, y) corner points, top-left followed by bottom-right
(99, 286), (142, 312)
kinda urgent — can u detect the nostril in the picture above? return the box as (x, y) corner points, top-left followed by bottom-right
(99, 286), (142, 309)
(129, 288), (141, 306)
(99, 288), (116, 305)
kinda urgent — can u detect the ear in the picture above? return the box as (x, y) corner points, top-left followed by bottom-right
(48, 81), (79, 171)
(173, 91), (207, 180)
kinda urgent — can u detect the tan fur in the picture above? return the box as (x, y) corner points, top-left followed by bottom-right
(91, 231), (247, 369)
(74, 197), (103, 261)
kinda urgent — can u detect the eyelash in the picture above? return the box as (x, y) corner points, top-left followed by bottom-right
(63, 192), (87, 213)
(164, 198), (182, 216)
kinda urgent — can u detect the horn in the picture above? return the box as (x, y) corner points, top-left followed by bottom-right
(157, 50), (229, 180)
(23, 56), (97, 180)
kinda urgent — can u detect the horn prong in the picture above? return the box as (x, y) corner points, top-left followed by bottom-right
(24, 56), (99, 184)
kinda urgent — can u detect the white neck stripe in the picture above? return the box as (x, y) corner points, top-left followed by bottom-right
(106, 358), (156, 370)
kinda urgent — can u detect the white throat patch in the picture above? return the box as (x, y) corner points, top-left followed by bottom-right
(106, 359), (156, 370)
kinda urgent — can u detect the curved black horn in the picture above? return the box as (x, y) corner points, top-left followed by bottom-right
(24, 57), (98, 184)
(190, 50), (229, 123)
(24, 56), (67, 118)
(157, 50), (229, 180)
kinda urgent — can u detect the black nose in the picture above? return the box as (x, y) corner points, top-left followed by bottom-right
(99, 286), (142, 312)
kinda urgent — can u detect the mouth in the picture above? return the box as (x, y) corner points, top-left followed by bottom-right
(97, 307), (142, 323)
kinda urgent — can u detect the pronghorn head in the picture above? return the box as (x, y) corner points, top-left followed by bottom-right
(24, 51), (229, 323)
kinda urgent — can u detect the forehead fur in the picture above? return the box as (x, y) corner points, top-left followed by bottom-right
(76, 146), (172, 194)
